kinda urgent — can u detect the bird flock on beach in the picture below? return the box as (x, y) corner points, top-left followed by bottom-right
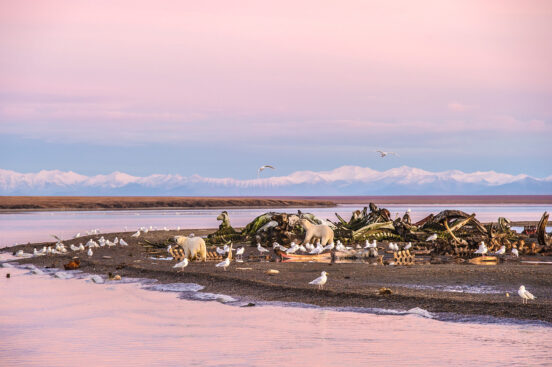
(8, 221), (537, 305)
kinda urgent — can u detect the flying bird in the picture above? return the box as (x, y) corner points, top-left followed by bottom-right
(309, 271), (329, 289)
(376, 150), (399, 158)
(257, 165), (275, 177)
(518, 285), (535, 304)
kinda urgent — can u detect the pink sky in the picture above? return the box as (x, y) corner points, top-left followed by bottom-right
(0, 1), (551, 178)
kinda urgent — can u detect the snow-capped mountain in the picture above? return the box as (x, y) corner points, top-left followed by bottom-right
(0, 166), (550, 195)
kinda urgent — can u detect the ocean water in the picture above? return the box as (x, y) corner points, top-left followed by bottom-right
(1, 204), (550, 247)
(1, 264), (551, 367)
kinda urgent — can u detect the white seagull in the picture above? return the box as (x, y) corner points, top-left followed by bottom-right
(474, 242), (488, 256)
(257, 242), (269, 254)
(495, 245), (506, 255)
(512, 248), (519, 257)
(426, 234), (438, 242)
(309, 271), (329, 289)
(404, 242), (412, 251)
(236, 247), (245, 260)
(518, 285), (535, 304)
(173, 258), (189, 270)
(216, 257), (231, 271)
(131, 231), (141, 238)
(257, 165), (275, 177)
(376, 150), (399, 158)
(119, 239), (129, 246)
(87, 248), (93, 257)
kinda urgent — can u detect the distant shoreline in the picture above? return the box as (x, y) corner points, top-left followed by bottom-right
(0, 195), (550, 212)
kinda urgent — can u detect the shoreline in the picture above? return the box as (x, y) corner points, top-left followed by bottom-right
(1, 195), (551, 212)
(3, 229), (551, 324)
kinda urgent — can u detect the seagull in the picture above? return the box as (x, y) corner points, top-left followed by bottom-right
(286, 243), (300, 254)
(119, 239), (129, 246)
(74, 233), (81, 239)
(132, 231), (141, 237)
(78, 244), (85, 251)
(309, 271), (329, 289)
(495, 245), (506, 255)
(70, 244), (80, 251)
(404, 242), (412, 251)
(33, 248), (45, 256)
(87, 248), (93, 257)
(257, 242), (269, 254)
(323, 242), (335, 251)
(216, 256), (231, 271)
(474, 242), (488, 256)
(426, 234), (438, 242)
(236, 247), (245, 260)
(257, 165), (275, 177)
(216, 247), (226, 256)
(512, 248), (519, 257)
(376, 150), (399, 158)
(173, 258), (189, 270)
(518, 285), (535, 304)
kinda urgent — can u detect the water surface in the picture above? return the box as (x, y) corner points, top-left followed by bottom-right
(1, 266), (551, 367)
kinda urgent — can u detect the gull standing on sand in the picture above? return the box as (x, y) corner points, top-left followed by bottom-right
(257, 165), (275, 178)
(309, 271), (329, 289)
(132, 231), (141, 238)
(518, 285), (535, 304)
(512, 248), (519, 257)
(257, 242), (269, 254)
(173, 258), (189, 270)
(495, 245), (506, 255)
(216, 256), (231, 271)
(87, 248), (93, 257)
(474, 242), (488, 256)
(119, 239), (128, 246)
(236, 247), (244, 261)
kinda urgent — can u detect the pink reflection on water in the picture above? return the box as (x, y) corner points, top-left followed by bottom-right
(1, 266), (551, 366)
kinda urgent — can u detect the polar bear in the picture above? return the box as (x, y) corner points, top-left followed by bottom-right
(173, 235), (207, 262)
(299, 219), (334, 246)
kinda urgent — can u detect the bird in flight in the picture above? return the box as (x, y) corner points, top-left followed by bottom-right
(257, 165), (275, 177)
(376, 150), (399, 158)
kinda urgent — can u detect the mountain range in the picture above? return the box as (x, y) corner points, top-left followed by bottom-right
(1, 166), (551, 196)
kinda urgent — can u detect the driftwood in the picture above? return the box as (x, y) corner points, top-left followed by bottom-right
(537, 212), (551, 248)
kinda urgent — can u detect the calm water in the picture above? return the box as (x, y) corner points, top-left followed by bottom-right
(1, 265), (551, 367)
(1, 204), (550, 247)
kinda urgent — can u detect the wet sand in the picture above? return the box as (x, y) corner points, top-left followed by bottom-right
(4, 229), (552, 324)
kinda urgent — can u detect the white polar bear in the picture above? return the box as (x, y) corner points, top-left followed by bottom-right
(173, 235), (207, 262)
(299, 219), (334, 246)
